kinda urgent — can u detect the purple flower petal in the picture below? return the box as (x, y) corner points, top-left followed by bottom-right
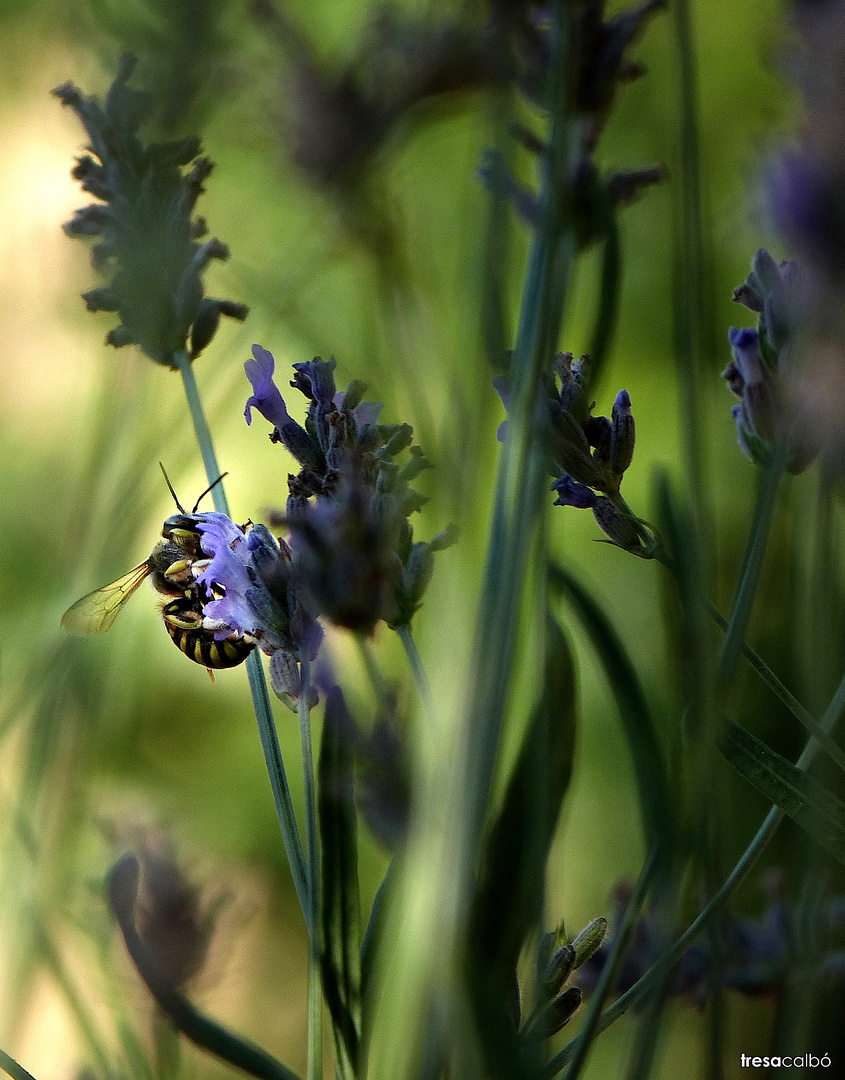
(244, 345), (292, 430)
(728, 327), (766, 386)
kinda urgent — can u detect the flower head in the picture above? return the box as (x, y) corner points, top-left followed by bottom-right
(55, 55), (247, 366)
(240, 346), (454, 636)
(723, 251), (818, 473)
(497, 352), (651, 555)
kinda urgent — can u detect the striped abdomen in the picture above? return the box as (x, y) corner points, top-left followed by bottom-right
(162, 597), (254, 670)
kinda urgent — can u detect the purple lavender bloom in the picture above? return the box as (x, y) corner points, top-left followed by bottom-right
(244, 345), (292, 431)
(195, 513), (322, 666)
(244, 345), (325, 472)
(551, 475), (598, 509)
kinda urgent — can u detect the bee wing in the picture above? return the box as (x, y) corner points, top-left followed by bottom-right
(61, 562), (152, 636)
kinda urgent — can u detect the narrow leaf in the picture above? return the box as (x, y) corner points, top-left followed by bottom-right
(468, 612), (578, 1080)
(722, 719), (845, 867)
(549, 564), (671, 855)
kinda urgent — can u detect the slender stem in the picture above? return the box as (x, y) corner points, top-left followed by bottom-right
(716, 455), (784, 692)
(298, 654), (322, 1080)
(548, 657), (845, 1076)
(175, 348), (310, 932)
(397, 624), (433, 725)
(247, 654), (311, 932)
(0, 1051), (37, 1080)
(175, 349), (230, 516)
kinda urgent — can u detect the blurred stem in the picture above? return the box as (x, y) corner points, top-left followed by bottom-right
(36, 922), (113, 1076)
(297, 654), (323, 1080)
(672, 0), (710, 533)
(174, 348), (310, 933)
(586, 211), (621, 391)
(356, 635), (391, 704)
(0, 1051), (36, 1080)
(397, 624), (433, 725)
(110, 855), (301, 1080)
(548, 655), (845, 1075)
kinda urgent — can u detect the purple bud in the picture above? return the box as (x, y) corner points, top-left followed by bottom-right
(610, 389), (635, 476)
(552, 475), (598, 509)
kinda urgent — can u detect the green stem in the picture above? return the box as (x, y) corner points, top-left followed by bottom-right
(716, 455), (784, 692)
(548, 658), (845, 1076)
(356, 634), (391, 704)
(175, 349), (229, 515)
(175, 348), (310, 933)
(298, 654), (322, 1080)
(397, 624), (433, 724)
(0, 1051), (37, 1080)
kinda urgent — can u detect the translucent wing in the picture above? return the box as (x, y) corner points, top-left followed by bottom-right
(61, 562), (152, 636)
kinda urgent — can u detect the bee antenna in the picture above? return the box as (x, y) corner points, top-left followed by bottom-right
(159, 463), (187, 513)
(192, 472), (228, 512)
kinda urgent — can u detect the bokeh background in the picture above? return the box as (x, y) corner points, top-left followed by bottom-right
(0, 0), (833, 1076)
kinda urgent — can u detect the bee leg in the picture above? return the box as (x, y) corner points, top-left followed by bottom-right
(163, 559), (195, 587)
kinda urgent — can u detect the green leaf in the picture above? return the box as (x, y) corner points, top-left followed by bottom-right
(319, 687), (362, 1078)
(722, 719), (845, 866)
(549, 564), (671, 855)
(468, 612), (578, 1080)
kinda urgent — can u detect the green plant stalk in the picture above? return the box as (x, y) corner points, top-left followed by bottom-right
(397, 623), (433, 724)
(298, 653), (323, 1080)
(366, 13), (579, 1078)
(175, 348), (310, 933)
(548, 658), (845, 1076)
(0, 1051), (36, 1080)
(716, 452), (785, 694)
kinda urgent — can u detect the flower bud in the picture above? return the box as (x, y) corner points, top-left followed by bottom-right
(610, 390), (636, 476)
(571, 917), (608, 969)
(592, 497), (647, 554)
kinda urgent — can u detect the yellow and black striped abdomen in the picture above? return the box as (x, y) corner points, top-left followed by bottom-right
(161, 597), (254, 670)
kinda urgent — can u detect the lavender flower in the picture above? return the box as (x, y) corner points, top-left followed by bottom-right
(194, 512), (321, 704)
(55, 55), (247, 366)
(497, 353), (650, 555)
(723, 251), (818, 473)
(242, 345), (454, 633)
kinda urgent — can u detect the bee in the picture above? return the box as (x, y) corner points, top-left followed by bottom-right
(61, 470), (255, 671)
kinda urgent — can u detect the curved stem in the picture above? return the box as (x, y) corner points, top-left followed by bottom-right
(109, 855), (300, 1080)
(175, 348), (310, 933)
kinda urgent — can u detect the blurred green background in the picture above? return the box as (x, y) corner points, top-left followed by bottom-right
(0, 0), (829, 1076)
